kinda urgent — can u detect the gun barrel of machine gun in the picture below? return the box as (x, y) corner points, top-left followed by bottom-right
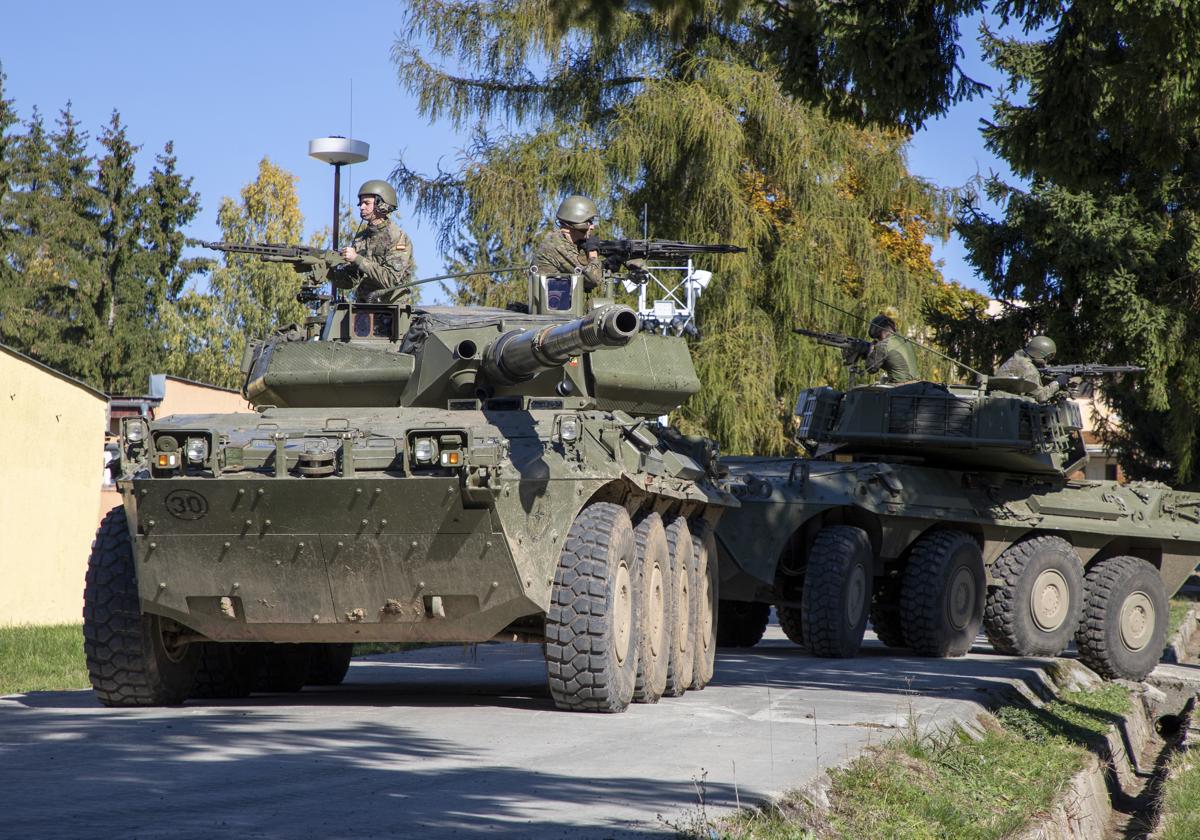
(595, 238), (746, 269)
(1042, 364), (1146, 377)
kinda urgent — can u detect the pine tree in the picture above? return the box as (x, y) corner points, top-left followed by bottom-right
(393, 1), (959, 454)
(177, 158), (309, 388)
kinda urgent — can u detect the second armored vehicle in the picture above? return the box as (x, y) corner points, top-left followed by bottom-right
(714, 379), (1200, 681)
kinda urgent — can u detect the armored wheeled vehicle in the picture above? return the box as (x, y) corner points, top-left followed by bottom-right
(86, 266), (735, 713)
(714, 378), (1200, 681)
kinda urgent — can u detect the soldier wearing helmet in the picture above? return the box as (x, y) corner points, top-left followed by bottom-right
(532, 195), (605, 292)
(995, 335), (1064, 401)
(855, 307), (919, 384)
(332, 179), (415, 301)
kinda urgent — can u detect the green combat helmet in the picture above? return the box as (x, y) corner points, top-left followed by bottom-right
(358, 179), (398, 214)
(556, 194), (597, 231)
(1025, 335), (1057, 361)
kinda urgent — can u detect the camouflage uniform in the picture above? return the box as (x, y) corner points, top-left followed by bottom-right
(533, 229), (604, 291)
(996, 349), (1061, 402)
(865, 334), (920, 383)
(334, 219), (415, 301)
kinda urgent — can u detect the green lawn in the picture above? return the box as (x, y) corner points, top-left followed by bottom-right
(0, 623), (90, 695)
(1156, 745), (1200, 840)
(715, 684), (1130, 840)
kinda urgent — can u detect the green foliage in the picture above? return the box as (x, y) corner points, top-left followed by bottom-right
(394, 1), (959, 454)
(1158, 742), (1200, 840)
(947, 3), (1200, 484)
(173, 158), (310, 388)
(0, 72), (202, 394)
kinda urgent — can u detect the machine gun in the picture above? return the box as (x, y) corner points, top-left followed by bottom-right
(195, 240), (344, 272)
(589, 238), (746, 272)
(792, 326), (871, 361)
(1043, 363), (1145, 379)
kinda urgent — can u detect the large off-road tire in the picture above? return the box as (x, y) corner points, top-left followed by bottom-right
(633, 513), (671, 704)
(305, 643), (355, 686)
(252, 643), (311, 693)
(777, 605), (804, 647)
(689, 520), (719, 690)
(984, 536), (1084, 657)
(1075, 556), (1168, 681)
(716, 601), (771, 648)
(545, 502), (640, 712)
(662, 516), (695, 697)
(869, 575), (907, 649)
(192, 643), (255, 699)
(801, 526), (872, 658)
(83, 506), (199, 706)
(900, 530), (985, 657)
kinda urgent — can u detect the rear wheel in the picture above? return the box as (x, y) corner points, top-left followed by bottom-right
(716, 601), (771, 648)
(801, 526), (872, 658)
(662, 516), (695, 697)
(689, 521), (719, 690)
(777, 605), (804, 647)
(984, 536), (1084, 657)
(633, 513), (670, 704)
(192, 643), (254, 699)
(869, 575), (907, 648)
(305, 644), (355, 686)
(84, 506), (198, 706)
(1075, 556), (1168, 681)
(900, 530), (985, 657)
(252, 644), (311, 693)
(545, 502), (640, 712)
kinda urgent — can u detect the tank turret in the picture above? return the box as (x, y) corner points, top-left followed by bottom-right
(794, 379), (1088, 476)
(481, 304), (639, 385)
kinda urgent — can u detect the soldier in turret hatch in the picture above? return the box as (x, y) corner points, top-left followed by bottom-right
(859, 308), (920, 384)
(533, 195), (606, 292)
(995, 335), (1068, 402)
(332, 180), (415, 301)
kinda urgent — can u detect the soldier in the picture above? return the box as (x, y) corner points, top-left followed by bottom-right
(859, 308), (920, 384)
(533, 195), (605, 292)
(333, 180), (415, 301)
(995, 335), (1066, 401)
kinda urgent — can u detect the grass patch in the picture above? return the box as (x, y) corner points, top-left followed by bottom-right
(0, 624), (89, 695)
(715, 684), (1131, 840)
(1156, 746), (1200, 840)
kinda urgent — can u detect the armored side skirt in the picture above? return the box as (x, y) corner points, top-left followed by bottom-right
(127, 477), (537, 643)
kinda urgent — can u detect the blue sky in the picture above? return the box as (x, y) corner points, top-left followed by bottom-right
(1, 2), (1013, 300)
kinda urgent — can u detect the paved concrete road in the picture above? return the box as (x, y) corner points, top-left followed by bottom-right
(0, 627), (1110, 839)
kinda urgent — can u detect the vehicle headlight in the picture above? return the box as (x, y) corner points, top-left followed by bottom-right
(185, 438), (208, 464)
(413, 437), (436, 464)
(560, 416), (580, 443)
(124, 419), (146, 442)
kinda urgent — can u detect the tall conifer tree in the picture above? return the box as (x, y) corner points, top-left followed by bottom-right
(392, 1), (967, 453)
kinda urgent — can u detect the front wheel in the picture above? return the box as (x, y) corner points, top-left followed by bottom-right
(1075, 556), (1168, 681)
(83, 506), (199, 706)
(545, 502), (640, 712)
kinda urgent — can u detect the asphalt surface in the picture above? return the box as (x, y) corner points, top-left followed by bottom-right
(0, 626), (1131, 839)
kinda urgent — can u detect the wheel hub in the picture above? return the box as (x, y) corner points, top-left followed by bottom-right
(674, 566), (689, 655)
(614, 562), (632, 665)
(1119, 590), (1155, 652)
(846, 564), (867, 628)
(698, 568), (713, 652)
(1030, 568), (1070, 632)
(946, 566), (976, 631)
(155, 616), (191, 664)
(648, 565), (666, 658)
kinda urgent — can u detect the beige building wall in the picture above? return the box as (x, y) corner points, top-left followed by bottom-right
(0, 347), (107, 626)
(157, 376), (251, 418)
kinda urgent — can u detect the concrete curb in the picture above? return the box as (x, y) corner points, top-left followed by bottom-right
(1162, 603), (1200, 664)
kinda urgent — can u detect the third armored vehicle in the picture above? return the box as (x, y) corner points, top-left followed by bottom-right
(714, 378), (1200, 681)
(86, 261), (737, 713)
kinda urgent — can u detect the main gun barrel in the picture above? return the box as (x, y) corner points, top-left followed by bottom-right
(483, 304), (641, 385)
